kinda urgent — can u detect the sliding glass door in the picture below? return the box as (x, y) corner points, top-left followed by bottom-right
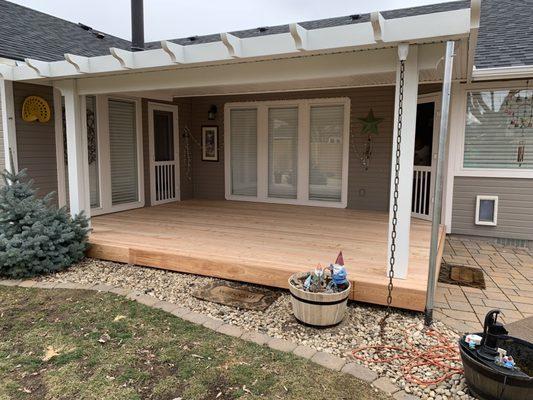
(225, 99), (349, 207)
(268, 107), (298, 199)
(109, 99), (140, 206)
(230, 108), (258, 196)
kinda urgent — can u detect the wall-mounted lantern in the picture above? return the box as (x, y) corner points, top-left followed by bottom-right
(207, 104), (218, 120)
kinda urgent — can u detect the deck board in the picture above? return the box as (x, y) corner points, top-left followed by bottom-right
(88, 200), (445, 311)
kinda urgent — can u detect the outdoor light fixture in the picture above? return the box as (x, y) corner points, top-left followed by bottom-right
(208, 105), (218, 120)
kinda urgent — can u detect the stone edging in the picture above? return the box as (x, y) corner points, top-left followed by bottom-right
(0, 279), (417, 399)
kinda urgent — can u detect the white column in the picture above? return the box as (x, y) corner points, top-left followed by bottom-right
(387, 44), (419, 280)
(55, 80), (90, 219)
(0, 79), (18, 173)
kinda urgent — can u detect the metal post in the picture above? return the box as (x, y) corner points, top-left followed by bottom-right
(424, 41), (455, 326)
(131, 0), (145, 51)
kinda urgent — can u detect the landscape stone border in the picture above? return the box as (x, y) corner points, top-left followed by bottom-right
(0, 279), (415, 399)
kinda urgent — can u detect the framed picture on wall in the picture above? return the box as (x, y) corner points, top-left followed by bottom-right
(202, 126), (219, 161)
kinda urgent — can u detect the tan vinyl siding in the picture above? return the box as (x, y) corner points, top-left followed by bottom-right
(451, 177), (533, 241)
(13, 82), (58, 203)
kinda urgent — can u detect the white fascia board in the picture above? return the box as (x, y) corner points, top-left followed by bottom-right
(76, 43), (445, 95)
(471, 65), (533, 81)
(220, 32), (243, 58)
(466, 0), (481, 82)
(384, 8), (470, 42)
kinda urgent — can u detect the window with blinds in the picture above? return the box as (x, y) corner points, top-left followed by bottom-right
(464, 89), (533, 169)
(268, 107), (298, 199)
(109, 99), (139, 205)
(309, 105), (344, 201)
(230, 109), (257, 196)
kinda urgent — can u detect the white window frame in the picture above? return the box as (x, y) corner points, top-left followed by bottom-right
(475, 195), (498, 226)
(55, 94), (144, 215)
(224, 97), (350, 208)
(453, 80), (533, 179)
(103, 96), (144, 214)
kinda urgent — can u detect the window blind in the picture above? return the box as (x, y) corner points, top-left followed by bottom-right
(464, 89), (533, 169)
(109, 99), (139, 205)
(268, 107), (298, 199)
(309, 105), (344, 201)
(230, 109), (257, 196)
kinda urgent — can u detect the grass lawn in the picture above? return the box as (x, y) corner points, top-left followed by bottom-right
(0, 286), (387, 400)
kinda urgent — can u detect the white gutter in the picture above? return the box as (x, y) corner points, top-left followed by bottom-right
(471, 65), (533, 81)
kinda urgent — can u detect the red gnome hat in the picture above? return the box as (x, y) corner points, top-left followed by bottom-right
(335, 251), (344, 266)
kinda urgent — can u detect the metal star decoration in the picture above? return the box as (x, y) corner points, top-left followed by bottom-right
(357, 109), (383, 135)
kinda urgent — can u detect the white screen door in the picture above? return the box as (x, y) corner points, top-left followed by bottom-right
(149, 103), (179, 205)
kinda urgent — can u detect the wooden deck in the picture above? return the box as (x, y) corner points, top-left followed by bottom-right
(88, 200), (445, 311)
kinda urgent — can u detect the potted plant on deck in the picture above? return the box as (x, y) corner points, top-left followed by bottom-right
(288, 252), (351, 327)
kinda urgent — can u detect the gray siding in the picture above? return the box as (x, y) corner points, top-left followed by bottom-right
(13, 82), (58, 202)
(452, 177), (533, 241)
(184, 87), (398, 208)
(175, 83), (439, 210)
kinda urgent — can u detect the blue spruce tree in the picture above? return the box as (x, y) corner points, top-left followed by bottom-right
(0, 168), (90, 278)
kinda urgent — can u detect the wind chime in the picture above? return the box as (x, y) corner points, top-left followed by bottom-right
(502, 83), (533, 167)
(352, 109), (383, 171)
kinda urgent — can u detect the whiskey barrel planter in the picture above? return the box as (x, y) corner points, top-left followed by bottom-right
(288, 272), (351, 327)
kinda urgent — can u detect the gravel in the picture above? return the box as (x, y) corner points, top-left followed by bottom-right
(39, 258), (477, 400)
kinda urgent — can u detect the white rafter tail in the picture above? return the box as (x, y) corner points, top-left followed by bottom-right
(0, 64), (13, 80)
(220, 33), (242, 58)
(161, 40), (186, 63)
(25, 58), (51, 77)
(110, 47), (135, 69)
(289, 23), (308, 51)
(370, 11), (386, 43)
(467, 0), (481, 82)
(64, 53), (90, 73)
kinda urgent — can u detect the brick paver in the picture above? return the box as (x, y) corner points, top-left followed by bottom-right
(435, 236), (533, 332)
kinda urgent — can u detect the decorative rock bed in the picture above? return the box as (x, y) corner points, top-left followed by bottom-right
(33, 258), (476, 400)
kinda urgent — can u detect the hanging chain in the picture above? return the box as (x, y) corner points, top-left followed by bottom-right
(387, 59), (406, 309)
(183, 127), (193, 182)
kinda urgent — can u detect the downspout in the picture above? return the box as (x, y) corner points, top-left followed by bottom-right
(425, 41), (455, 326)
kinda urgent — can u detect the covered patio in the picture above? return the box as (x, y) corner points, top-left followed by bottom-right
(0, 1), (479, 312)
(88, 200), (445, 311)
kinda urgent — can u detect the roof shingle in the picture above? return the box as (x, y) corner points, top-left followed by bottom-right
(0, 0), (531, 70)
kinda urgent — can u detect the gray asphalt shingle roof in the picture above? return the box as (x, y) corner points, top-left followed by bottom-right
(0, 0), (531, 70)
(474, 0), (533, 69)
(0, 0), (130, 62)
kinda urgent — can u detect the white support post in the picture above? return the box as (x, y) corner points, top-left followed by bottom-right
(387, 44), (419, 280)
(0, 79), (18, 173)
(55, 80), (90, 219)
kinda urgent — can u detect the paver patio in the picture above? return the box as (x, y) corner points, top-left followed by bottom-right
(434, 236), (533, 333)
